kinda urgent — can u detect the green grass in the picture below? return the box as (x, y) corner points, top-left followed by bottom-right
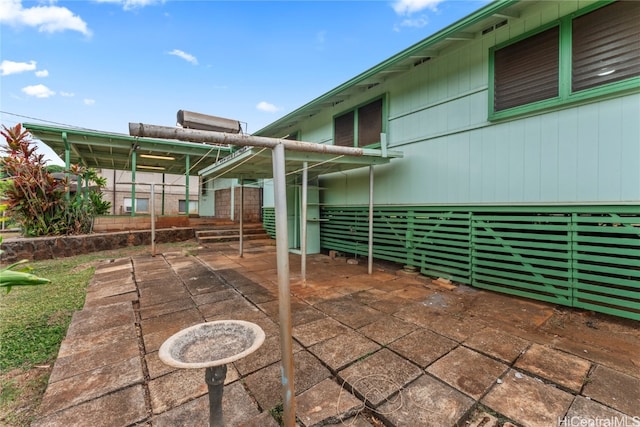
(0, 257), (94, 371)
(0, 240), (201, 426)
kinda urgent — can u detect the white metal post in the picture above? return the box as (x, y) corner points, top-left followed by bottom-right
(272, 143), (296, 427)
(301, 162), (308, 285)
(150, 183), (156, 256)
(368, 165), (374, 275)
(239, 178), (244, 258)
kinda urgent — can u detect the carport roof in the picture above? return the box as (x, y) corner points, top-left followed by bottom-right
(24, 123), (233, 176)
(198, 145), (402, 179)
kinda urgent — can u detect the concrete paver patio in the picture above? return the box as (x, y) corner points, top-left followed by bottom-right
(33, 239), (640, 427)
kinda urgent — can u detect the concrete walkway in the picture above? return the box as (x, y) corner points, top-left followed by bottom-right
(33, 240), (640, 427)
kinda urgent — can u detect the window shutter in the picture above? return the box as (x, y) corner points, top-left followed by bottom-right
(357, 98), (383, 147)
(334, 111), (354, 147)
(572, 1), (640, 92)
(494, 26), (559, 111)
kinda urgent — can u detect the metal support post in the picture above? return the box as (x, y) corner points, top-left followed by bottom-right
(131, 151), (137, 216)
(185, 155), (190, 215)
(150, 183), (156, 256)
(301, 162), (308, 285)
(368, 165), (374, 275)
(272, 143), (296, 427)
(205, 365), (228, 427)
(239, 178), (244, 258)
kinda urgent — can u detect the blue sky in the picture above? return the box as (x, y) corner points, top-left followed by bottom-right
(1, 0), (486, 162)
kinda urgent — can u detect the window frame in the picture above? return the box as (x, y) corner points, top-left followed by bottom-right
(489, 0), (640, 121)
(179, 199), (198, 215)
(123, 197), (149, 214)
(333, 96), (387, 148)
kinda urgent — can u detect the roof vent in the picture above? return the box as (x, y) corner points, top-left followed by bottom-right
(413, 57), (432, 67)
(482, 19), (508, 35)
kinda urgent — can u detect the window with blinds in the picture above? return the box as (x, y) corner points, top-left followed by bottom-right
(334, 111), (354, 147)
(357, 98), (382, 147)
(494, 26), (559, 112)
(334, 98), (383, 147)
(490, 1), (640, 118)
(572, 1), (640, 92)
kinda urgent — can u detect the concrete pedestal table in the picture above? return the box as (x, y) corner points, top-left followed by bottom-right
(159, 320), (266, 427)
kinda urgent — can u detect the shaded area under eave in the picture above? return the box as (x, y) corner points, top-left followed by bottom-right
(198, 145), (403, 179)
(23, 123), (232, 176)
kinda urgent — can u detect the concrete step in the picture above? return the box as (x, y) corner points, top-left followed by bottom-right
(195, 222), (270, 244)
(196, 226), (266, 238)
(198, 233), (271, 243)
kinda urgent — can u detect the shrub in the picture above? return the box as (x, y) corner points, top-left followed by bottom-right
(0, 124), (110, 236)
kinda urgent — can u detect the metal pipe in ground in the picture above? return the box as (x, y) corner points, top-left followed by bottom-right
(239, 179), (244, 258)
(272, 143), (296, 426)
(205, 365), (227, 427)
(368, 165), (374, 274)
(301, 162), (308, 285)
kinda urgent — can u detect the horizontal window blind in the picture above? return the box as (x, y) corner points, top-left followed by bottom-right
(334, 111), (354, 147)
(572, 1), (640, 92)
(494, 26), (559, 111)
(357, 98), (382, 147)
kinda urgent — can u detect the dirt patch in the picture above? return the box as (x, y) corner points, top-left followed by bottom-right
(0, 365), (52, 426)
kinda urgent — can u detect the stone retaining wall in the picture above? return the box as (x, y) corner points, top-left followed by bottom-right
(0, 228), (195, 263)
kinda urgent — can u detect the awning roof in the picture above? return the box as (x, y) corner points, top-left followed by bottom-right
(198, 145), (403, 179)
(24, 123), (233, 176)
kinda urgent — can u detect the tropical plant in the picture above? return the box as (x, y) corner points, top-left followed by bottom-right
(0, 124), (111, 236)
(0, 236), (50, 293)
(0, 124), (63, 236)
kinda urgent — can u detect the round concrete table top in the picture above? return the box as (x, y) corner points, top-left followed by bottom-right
(158, 320), (266, 369)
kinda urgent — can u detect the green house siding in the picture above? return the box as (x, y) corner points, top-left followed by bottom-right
(259, 1), (640, 320)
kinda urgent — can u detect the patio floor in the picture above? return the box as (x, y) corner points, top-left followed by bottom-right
(32, 239), (640, 427)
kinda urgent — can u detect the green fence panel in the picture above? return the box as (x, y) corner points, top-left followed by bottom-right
(572, 212), (640, 320)
(262, 207), (276, 238)
(318, 205), (640, 321)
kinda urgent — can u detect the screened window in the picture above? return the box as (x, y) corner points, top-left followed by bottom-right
(334, 98), (383, 147)
(572, 1), (640, 92)
(494, 27), (559, 112)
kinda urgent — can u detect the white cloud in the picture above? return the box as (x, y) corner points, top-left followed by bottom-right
(397, 16), (428, 29)
(167, 49), (198, 65)
(93, 0), (164, 11)
(256, 101), (280, 113)
(392, 0), (443, 15)
(84, 98), (96, 105)
(0, 0), (91, 36)
(0, 59), (37, 76)
(60, 91), (75, 97)
(22, 84), (55, 98)
(35, 69), (49, 77)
